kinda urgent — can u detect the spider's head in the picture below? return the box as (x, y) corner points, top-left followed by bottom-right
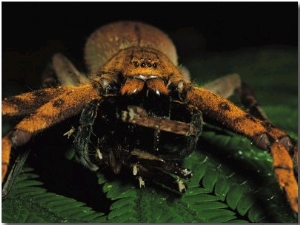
(118, 48), (168, 97)
(96, 47), (189, 99)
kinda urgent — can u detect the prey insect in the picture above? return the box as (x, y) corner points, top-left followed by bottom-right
(2, 21), (298, 214)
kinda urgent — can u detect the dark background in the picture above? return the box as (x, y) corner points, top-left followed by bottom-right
(2, 2), (297, 50)
(2, 2), (298, 89)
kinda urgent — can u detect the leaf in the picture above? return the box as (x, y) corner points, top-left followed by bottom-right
(236, 195), (255, 216)
(247, 203), (266, 222)
(214, 177), (231, 201)
(183, 193), (219, 203)
(201, 167), (219, 192)
(226, 185), (245, 210)
(110, 197), (136, 210)
(107, 205), (137, 220)
(2, 168), (107, 223)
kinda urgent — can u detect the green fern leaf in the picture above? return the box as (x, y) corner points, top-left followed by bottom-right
(183, 193), (219, 203)
(226, 185), (246, 210)
(110, 197), (136, 210)
(236, 195), (255, 216)
(106, 185), (136, 200)
(214, 177), (231, 201)
(247, 204), (266, 222)
(184, 188), (210, 196)
(2, 167), (107, 223)
(201, 167), (220, 192)
(107, 205), (137, 220)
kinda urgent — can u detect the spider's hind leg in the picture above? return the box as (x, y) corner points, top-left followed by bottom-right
(42, 53), (89, 88)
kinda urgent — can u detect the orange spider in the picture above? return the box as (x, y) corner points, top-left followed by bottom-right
(2, 21), (298, 214)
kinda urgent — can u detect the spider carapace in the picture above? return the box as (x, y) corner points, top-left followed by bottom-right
(2, 21), (298, 214)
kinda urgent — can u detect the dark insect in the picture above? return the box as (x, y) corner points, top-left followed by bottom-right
(2, 21), (298, 214)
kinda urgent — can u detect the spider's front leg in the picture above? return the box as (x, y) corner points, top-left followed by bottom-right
(202, 73), (270, 122)
(201, 73), (298, 170)
(3, 87), (71, 118)
(185, 86), (298, 213)
(2, 85), (101, 182)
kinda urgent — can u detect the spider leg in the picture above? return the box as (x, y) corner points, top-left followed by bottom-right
(42, 53), (89, 87)
(3, 87), (71, 117)
(202, 73), (269, 122)
(202, 73), (241, 99)
(186, 86), (298, 213)
(202, 73), (298, 170)
(2, 85), (101, 182)
(4, 54), (90, 117)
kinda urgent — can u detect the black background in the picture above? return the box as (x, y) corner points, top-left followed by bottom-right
(2, 2), (298, 87)
(2, 2), (297, 50)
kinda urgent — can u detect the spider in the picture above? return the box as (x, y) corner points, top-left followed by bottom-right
(2, 21), (298, 214)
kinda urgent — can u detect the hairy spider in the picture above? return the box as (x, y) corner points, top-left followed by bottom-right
(2, 21), (298, 214)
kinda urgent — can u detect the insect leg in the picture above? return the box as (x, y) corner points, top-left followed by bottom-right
(130, 149), (191, 193)
(121, 105), (198, 136)
(73, 100), (100, 171)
